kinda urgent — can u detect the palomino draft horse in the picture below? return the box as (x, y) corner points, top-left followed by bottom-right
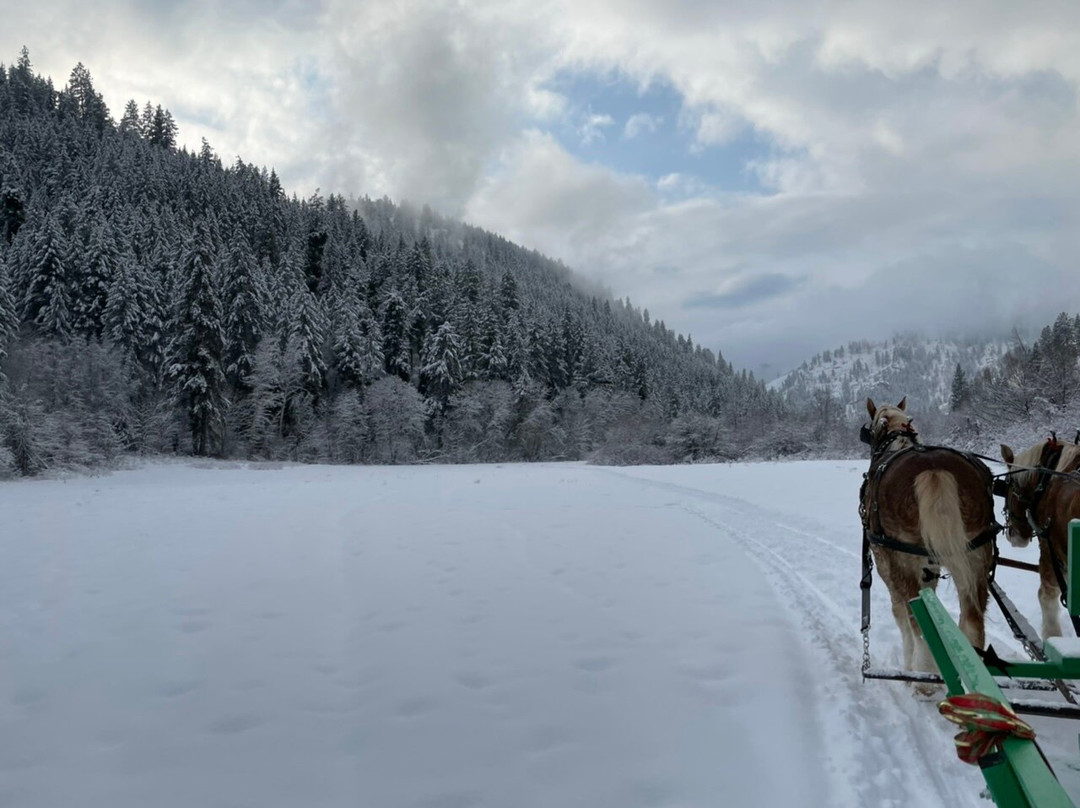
(1000, 437), (1080, 639)
(861, 398), (998, 674)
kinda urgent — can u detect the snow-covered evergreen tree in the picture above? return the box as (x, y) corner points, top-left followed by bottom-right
(290, 283), (328, 401)
(949, 363), (969, 412)
(72, 215), (118, 338)
(421, 320), (463, 413)
(104, 250), (148, 359)
(380, 289), (411, 382)
(333, 292), (383, 390)
(118, 99), (142, 137)
(0, 247), (16, 377)
(222, 235), (266, 388)
(22, 210), (71, 338)
(166, 220), (226, 456)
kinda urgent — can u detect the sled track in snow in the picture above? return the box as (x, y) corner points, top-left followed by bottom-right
(595, 467), (987, 808)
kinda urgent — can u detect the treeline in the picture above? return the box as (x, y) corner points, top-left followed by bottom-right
(769, 317), (1080, 456)
(952, 313), (1080, 436)
(0, 50), (783, 476)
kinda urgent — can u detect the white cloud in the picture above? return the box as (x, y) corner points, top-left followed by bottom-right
(464, 130), (653, 261)
(7, 0), (1080, 370)
(623, 112), (661, 139)
(579, 112), (615, 145)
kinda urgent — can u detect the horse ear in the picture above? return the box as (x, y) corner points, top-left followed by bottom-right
(897, 396), (907, 411)
(1001, 444), (1014, 465)
(866, 398), (877, 418)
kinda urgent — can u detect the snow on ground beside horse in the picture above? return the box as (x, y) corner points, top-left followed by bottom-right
(2, 460), (1078, 807)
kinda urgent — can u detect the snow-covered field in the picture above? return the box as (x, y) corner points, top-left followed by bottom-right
(2, 459), (1078, 807)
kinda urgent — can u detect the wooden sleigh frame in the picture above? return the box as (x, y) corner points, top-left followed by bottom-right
(904, 520), (1080, 807)
(862, 533), (1080, 717)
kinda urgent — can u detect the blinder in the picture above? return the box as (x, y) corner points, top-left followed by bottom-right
(859, 424), (873, 445)
(993, 478), (1010, 498)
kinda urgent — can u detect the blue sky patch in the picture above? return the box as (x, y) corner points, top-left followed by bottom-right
(540, 69), (777, 195)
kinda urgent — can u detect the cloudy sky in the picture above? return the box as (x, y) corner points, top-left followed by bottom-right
(6, 1), (1080, 375)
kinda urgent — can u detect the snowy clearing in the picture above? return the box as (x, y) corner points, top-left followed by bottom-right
(3, 459), (1080, 807)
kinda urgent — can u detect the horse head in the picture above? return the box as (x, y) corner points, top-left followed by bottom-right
(864, 397), (919, 455)
(999, 438), (1063, 548)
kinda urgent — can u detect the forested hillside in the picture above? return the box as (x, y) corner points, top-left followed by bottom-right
(770, 322), (1080, 455)
(770, 334), (1008, 415)
(0, 50), (780, 476)
(954, 313), (1080, 450)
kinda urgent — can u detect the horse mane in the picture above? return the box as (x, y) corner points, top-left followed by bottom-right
(1012, 439), (1051, 487)
(1056, 444), (1080, 473)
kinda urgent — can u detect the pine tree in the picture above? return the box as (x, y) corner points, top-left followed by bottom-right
(72, 215), (118, 338)
(139, 234), (173, 378)
(0, 150), (26, 244)
(290, 284), (328, 400)
(1038, 312), (1080, 405)
(356, 301), (385, 384)
(499, 270), (519, 319)
(408, 237), (434, 293)
(476, 302), (506, 379)
(167, 221), (227, 456)
(333, 293), (383, 390)
(421, 321), (463, 413)
(104, 251), (148, 358)
(140, 101), (155, 137)
(148, 105), (178, 149)
(222, 236), (266, 388)
(0, 248), (17, 378)
(380, 290), (411, 382)
(22, 211), (70, 338)
(118, 99), (142, 137)
(954, 362), (972, 412)
(505, 310), (532, 391)
(64, 62), (110, 132)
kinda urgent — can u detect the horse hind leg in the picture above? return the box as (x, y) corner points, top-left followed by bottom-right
(1039, 583), (1063, 639)
(1039, 544), (1064, 639)
(891, 599), (916, 670)
(910, 562), (944, 674)
(957, 571), (990, 652)
(885, 560), (932, 673)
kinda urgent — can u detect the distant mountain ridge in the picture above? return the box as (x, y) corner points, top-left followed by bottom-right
(769, 333), (1015, 416)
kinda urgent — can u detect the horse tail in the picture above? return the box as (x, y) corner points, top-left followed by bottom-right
(914, 470), (978, 602)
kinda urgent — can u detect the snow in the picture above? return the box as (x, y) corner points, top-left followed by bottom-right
(2, 459), (1079, 807)
(1047, 637), (1080, 658)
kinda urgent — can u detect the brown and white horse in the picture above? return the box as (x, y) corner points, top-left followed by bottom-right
(861, 398), (997, 673)
(1000, 438), (1080, 638)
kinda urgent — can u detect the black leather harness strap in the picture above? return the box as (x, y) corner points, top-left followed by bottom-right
(866, 525), (1000, 559)
(861, 442), (1001, 562)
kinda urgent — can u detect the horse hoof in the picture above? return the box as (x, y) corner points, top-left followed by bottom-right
(913, 681), (942, 699)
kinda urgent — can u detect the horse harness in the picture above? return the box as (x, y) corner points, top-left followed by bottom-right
(1005, 441), (1064, 544)
(860, 442), (1002, 566)
(1005, 441), (1080, 619)
(858, 437), (1002, 671)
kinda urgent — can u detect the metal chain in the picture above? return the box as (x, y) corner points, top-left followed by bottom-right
(861, 532), (874, 676)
